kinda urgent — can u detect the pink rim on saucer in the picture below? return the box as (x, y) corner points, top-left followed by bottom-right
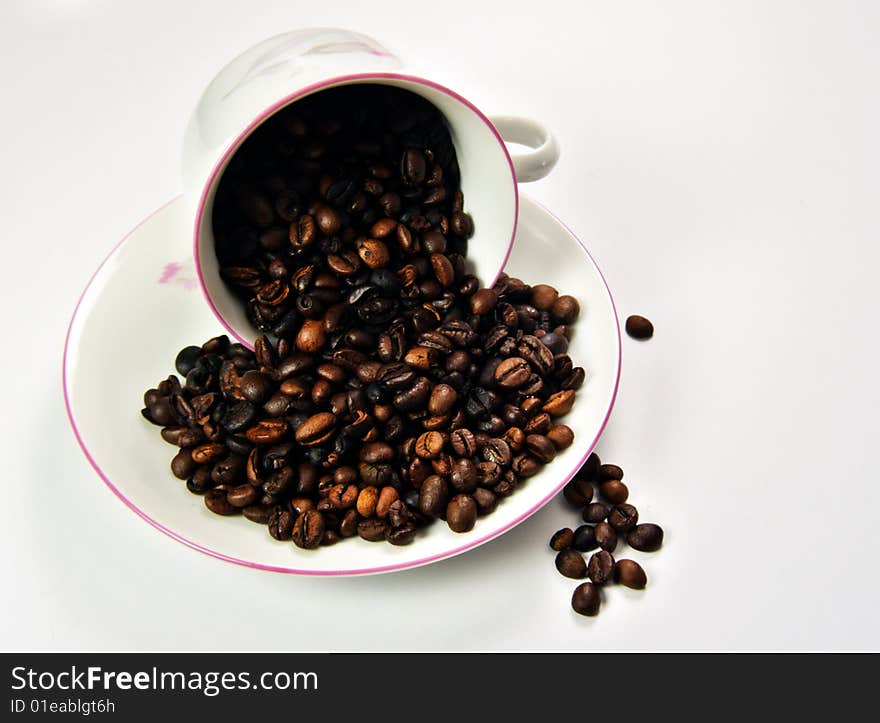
(64, 197), (621, 576)
(193, 72), (520, 350)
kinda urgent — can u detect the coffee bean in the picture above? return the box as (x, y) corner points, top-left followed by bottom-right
(227, 483), (258, 508)
(415, 431), (446, 459)
(295, 412), (336, 446)
(546, 424), (574, 450)
(357, 518), (389, 542)
(428, 384), (457, 416)
(419, 475), (448, 516)
(292, 509), (325, 549)
(170, 449), (196, 480)
(614, 559), (648, 589)
(598, 464), (624, 481)
(243, 505), (272, 524)
(375, 486), (399, 518)
(572, 524), (599, 552)
(571, 583), (601, 616)
(450, 429), (477, 457)
(625, 315), (654, 340)
(472, 487), (497, 515)
(600, 480), (629, 505)
(526, 434), (556, 463)
(401, 148), (427, 186)
(608, 503), (639, 532)
(385, 523), (417, 546)
(239, 370), (272, 403)
(450, 458), (478, 493)
(482, 438), (512, 466)
(627, 523), (664, 552)
(550, 528), (574, 551)
(582, 502), (612, 523)
(268, 506), (294, 540)
(175, 346), (202, 376)
(555, 549), (587, 579)
(587, 550), (615, 584)
(470, 289), (498, 315)
(594, 522), (618, 552)
(494, 357), (531, 389)
(543, 390), (575, 417)
(446, 494), (477, 533)
(531, 284), (558, 311)
(563, 477), (593, 507)
(551, 295), (580, 324)
(205, 488), (237, 515)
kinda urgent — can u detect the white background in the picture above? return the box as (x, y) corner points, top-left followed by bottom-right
(2, 0), (878, 651)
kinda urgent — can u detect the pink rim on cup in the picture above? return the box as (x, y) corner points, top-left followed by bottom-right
(184, 28), (560, 347)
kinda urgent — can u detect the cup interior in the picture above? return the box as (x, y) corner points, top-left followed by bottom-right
(194, 74), (517, 347)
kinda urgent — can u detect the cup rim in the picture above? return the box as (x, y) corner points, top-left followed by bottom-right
(192, 71), (519, 349)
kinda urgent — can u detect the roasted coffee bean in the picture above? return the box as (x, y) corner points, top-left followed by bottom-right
(328, 483), (359, 510)
(551, 295), (580, 324)
(192, 443), (225, 465)
(625, 315), (654, 340)
(357, 518), (389, 542)
(205, 488), (237, 516)
(246, 419), (288, 444)
(450, 458), (478, 493)
(291, 510), (324, 549)
(385, 522), (417, 545)
(375, 486), (399, 518)
(494, 357), (531, 389)
(511, 454), (541, 477)
(472, 487), (497, 515)
(600, 479), (629, 505)
(543, 390), (575, 417)
(563, 477), (593, 507)
(401, 148), (427, 186)
(587, 550), (615, 584)
(546, 424), (574, 450)
(530, 284), (558, 311)
(446, 494), (477, 533)
(572, 524), (599, 552)
(419, 475), (448, 517)
(415, 431), (446, 459)
(571, 583), (601, 616)
(555, 549), (587, 579)
(239, 370), (272, 403)
(243, 505), (273, 524)
(582, 502), (612, 523)
(550, 527), (574, 551)
(470, 289), (498, 315)
(170, 449), (196, 480)
(295, 412), (336, 446)
(450, 429), (477, 457)
(627, 523), (664, 552)
(268, 507), (294, 540)
(525, 434), (556, 463)
(175, 346), (202, 376)
(428, 383), (457, 416)
(608, 503), (639, 532)
(482, 438), (512, 466)
(594, 522), (618, 552)
(598, 464), (624, 481)
(615, 559), (648, 589)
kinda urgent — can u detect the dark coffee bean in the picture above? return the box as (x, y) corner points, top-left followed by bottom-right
(450, 458), (478, 493)
(627, 523), (664, 552)
(226, 483), (257, 508)
(614, 559), (648, 589)
(470, 289), (498, 315)
(594, 521), (618, 552)
(571, 583), (601, 616)
(579, 453), (601, 480)
(401, 148), (427, 186)
(238, 370), (271, 403)
(563, 477), (593, 507)
(525, 434), (556, 463)
(555, 549), (587, 579)
(550, 528), (574, 551)
(587, 550), (615, 584)
(415, 431), (446, 459)
(446, 494), (477, 533)
(450, 429), (477, 457)
(428, 383), (457, 416)
(598, 463), (624, 481)
(551, 295), (580, 324)
(291, 509), (324, 549)
(530, 284), (558, 311)
(170, 449), (196, 480)
(357, 518), (389, 542)
(482, 438), (512, 467)
(245, 419), (288, 445)
(600, 479), (629, 504)
(243, 505), (272, 524)
(294, 412), (336, 446)
(419, 475), (448, 516)
(494, 357), (530, 389)
(543, 389), (575, 417)
(546, 425), (574, 450)
(511, 454), (541, 477)
(221, 401), (257, 433)
(472, 487), (497, 515)
(572, 524), (599, 552)
(205, 488), (237, 515)
(175, 346), (202, 376)
(608, 503), (639, 532)
(582, 502), (612, 523)
(625, 315), (654, 340)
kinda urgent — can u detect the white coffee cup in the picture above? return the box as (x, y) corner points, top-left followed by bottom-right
(183, 28), (559, 346)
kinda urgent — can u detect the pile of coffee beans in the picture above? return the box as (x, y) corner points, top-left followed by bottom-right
(141, 84), (588, 550)
(549, 453), (664, 616)
(142, 272), (583, 548)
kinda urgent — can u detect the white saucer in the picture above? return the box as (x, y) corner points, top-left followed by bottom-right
(63, 195), (621, 575)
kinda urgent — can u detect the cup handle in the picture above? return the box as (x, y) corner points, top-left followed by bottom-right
(488, 115), (560, 182)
